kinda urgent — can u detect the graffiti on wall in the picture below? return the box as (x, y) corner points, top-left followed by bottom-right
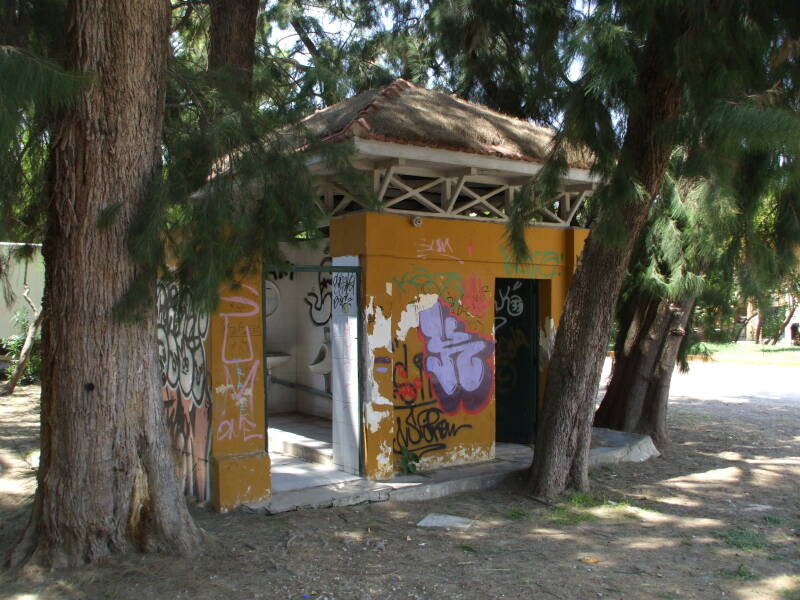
(418, 300), (494, 415)
(498, 244), (562, 278)
(392, 268), (464, 299)
(156, 281), (210, 501)
(462, 275), (491, 318)
(215, 283), (264, 443)
(494, 280), (524, 332)
(304, 257), (333, 326)
(332, 271), (356, 313)
(416, 237), (463, 263)
(392, 341), (472, 457)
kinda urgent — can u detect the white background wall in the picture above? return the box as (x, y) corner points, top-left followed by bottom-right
(0, 244), (44, 340)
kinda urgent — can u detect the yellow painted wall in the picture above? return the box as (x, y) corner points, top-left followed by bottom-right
(331, 212), (587, 479)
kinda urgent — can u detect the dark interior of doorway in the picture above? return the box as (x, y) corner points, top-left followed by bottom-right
(494, 278), (538, 444)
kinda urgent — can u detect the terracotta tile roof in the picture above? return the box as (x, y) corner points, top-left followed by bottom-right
(297, 79), (592, 170)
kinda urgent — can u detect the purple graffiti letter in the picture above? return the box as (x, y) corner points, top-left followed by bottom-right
(418, 301), (494, 415)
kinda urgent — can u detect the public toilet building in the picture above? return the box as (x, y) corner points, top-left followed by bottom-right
(157, 79), (596, 510)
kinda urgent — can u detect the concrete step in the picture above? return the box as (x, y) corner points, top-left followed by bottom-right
(268, 430), (334, 465)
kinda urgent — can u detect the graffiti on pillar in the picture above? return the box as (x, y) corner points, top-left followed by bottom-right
(215, 283), (264, 443)
(332, 271), (356, 313)
(418, 300), (494, 415)
(156, 281), (210, 501)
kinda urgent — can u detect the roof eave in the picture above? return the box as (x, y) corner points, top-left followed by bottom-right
(307, 137), (598, 185)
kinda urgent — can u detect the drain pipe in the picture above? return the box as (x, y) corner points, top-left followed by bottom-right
(270, 376), (332, 400)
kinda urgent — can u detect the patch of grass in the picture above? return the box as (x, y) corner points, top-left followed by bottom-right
(457, 543), (477, 553)
(720, 563), (757, 580)
(547, 506), (600, 525)
(763, 515), (784, 525)
(656, 592), (682, 600)
(700, 342), (800, 363)
(780, 587), (800, 600)
(720, 528), (767, 550)
(507, 508), (531, 521)
(568, 493), (605, 507)
(769, 553), (792, 561)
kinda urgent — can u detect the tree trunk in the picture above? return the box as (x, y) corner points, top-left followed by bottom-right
(594, 295), (695, 447)
(7, 0), (202, 568)
(1, 285), (43, 396)
(528, 18), (686, 500)
(754, 313), (764, 344)
(770, 298), (796, 345)
(208, 0), (259, 99)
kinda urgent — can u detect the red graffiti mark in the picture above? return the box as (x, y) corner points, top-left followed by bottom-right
(462, 275), (491, 317)
(393, 362), (422, 403)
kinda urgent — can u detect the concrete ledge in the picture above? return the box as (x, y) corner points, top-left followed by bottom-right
(244, 427), (659, 515)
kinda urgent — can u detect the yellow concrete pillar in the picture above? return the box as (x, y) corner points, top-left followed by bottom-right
(208, 270), (270, 510)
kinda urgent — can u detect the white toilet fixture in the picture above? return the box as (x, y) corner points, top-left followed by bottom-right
(308, 343), (331, 375)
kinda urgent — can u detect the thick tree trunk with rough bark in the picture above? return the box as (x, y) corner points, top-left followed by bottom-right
(594, 295), (695, 447)
(208, 0), (259, 99)
(7, 0), (202, 568)
(528, 20), (686, 500)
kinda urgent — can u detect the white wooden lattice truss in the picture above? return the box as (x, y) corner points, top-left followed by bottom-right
(311, 139), (597, 228)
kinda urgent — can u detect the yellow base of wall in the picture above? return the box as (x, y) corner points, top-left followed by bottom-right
(211, 451), (271, 511)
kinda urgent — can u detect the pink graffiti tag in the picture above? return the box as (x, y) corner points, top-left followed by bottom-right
(462, 275), (491, 317)
(416, 237), (463, 263)
(216, 283), (264, 442)
(418, 300), (494, 415)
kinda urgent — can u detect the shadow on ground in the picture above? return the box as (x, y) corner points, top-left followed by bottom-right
(1, 371), (798, 600)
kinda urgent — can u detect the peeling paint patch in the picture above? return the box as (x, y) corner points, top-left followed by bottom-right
(375, 440), (394, 479)
(366, 297), (392, 349)
(395, 293), (438, 341)
(364, 297), (394, 434)
(417, 444), (493, 471)
(365, 395), (392, 433)
(385, 282), (392, 296)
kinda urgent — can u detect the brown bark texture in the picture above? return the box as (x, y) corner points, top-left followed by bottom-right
(208, 0), (259, 98)
(594, 294), (696, 447)
(7, 0), (202, 568)
(528, 21), (686, 500)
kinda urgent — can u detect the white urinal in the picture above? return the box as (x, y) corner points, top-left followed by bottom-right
(308, 343), (332, 375)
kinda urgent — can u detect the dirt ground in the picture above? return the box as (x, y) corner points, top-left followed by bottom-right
(1, 361), (799, 600)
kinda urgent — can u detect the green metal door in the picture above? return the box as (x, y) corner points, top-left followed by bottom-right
(494, 278), (538, 444)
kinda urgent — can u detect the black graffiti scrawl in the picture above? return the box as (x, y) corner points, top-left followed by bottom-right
(304, 257), (332, 325)
(156, 281), (211, 501)
(392, 342), (472, 457)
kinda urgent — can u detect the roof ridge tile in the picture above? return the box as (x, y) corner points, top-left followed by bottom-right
(322, 78), (415, 142)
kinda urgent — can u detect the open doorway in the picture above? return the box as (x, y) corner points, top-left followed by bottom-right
(494, 278), (538, 444)
(263, 250), (363, 493)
